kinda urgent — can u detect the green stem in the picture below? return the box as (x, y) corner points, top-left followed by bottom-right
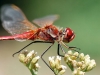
(67, 62), (74, 71)
(26, 64), (37, 75)
(29, 68), (36, 75)
(53, 69), (58, 75)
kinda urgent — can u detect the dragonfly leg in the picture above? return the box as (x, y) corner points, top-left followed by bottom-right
(57, 43), (66, 57)
(12, 41), (53, 57)
(61, 41), (80, 53)
(13, 41), (56, 73)
(41, 43), (56, 74)
(57, 43), (81, 56)
(68, 46), (80, 53)
(41, 43), (67, 74)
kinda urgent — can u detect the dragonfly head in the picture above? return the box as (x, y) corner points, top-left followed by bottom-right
(62, 27), (75, 43)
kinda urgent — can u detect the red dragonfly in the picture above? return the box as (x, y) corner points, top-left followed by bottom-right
(0, 4), (78, 58)
(0, 4), (79, 73)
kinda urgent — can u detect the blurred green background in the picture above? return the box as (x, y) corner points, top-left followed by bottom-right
(0, 0), (100, 75)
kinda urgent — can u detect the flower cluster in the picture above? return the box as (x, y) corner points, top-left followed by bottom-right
(64, 50), (96, 75)
(49, 56), (67, 75)
(18, 50), (40, 75)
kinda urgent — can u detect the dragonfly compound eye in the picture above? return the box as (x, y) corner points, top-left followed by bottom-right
(63, 28), (75, 43)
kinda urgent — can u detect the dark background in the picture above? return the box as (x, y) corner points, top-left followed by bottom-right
(0, 0), (100, 75)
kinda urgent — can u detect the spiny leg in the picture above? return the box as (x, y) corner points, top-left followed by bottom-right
(12, 41), (52, 57)
(57, 41), (81, 58)
(68, 46), (80, 53)
(61, 41), (80, 53)
(57, 43), (66, 57)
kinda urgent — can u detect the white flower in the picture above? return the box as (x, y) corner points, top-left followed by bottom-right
(91, 60), (96, 67)
(68, 50), (73, 55)
(73, 68), (85, 75)
(27, 50), (35, 57)
(84, 59), (90, 66)
(79, 53), (84, 61)
(18, 54), (25, 63)
(49, 56), (55, 61)
(84, 55), (90, 61)
(49, 56), (55, 68)
(36, 56), (40, 59)
(73, 52), (79, 57)
(64, 50), (96, 75)
(35, 63), (40, 68)
(72, 60), (77, 67)
(55, 56), (61, 68)
(18, 50), (40, 74)
(56, 56), (61, 61)
(49, 56), (66, 75)
(31, 56), (40, 64)
(87, 59), (96, 71)
(59, 69), (66, 75)
(61, 65), (67, 70)
(77, 62), (83, 67)
(73, 69), (77, 75)
(78, 71), (85, 75)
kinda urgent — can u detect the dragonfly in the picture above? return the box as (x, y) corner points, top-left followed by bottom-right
(0, 4), (79, 72)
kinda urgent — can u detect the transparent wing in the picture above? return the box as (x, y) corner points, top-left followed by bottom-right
(33, 15), (59, 27)
(1, 4), (37, 41)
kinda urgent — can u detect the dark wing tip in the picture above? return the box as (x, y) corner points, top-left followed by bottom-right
(1, 4), (26, 22)
(1, 4), (11, 20)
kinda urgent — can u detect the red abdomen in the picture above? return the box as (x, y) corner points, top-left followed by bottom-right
(0, 30), (37, 41)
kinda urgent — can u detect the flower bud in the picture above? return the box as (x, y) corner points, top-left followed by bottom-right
(64, 50), (96, 75)
(73, 68), (85, 75)
(49, 56), (66, 75)
(57, 65), (67, 71)
(31, 56), (40, 64)
(59, 69), (66, 75)
(18, 50), (40, 74)
(35, 63), (40, 69)
(68, 50), (73, 55)
(77, 62), (83, 67)
(55, 56), (61, 69)
(49, 56), (55, 69)
(18, 54), (25, 63)
(64, 54), (69, 61)
(70, 55), (77, 60)
(72, 60), (77, 67)
(79, 53), (85, 61)
(73, 52), (79, 57)
(78, 71), (85, 75)
(86, 59), (96, 71)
